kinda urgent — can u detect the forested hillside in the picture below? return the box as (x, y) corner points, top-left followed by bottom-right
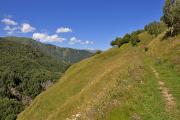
(0, 37), (92, 120)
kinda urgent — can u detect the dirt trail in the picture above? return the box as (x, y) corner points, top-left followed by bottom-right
(151, 67), (176, 110)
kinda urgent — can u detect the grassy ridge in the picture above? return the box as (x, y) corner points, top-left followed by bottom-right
(18, 33), (180, 120)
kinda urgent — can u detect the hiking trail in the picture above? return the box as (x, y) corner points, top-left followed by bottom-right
(151, 67), (176, 110)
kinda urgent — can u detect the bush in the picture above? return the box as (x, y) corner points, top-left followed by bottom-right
(144, 21), (166, 36)
(130, 31), (141, 46)
(144, 47), (149, 52)
(111, 30), (142, 47)
(95, 50), (102, 55)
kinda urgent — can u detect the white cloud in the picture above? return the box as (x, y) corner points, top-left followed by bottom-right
(21, 23), (35, 33)
(69, 37), (81, 45)
(1, 18), (17, 26)
(4, 26), (19, 35)
(68, 37), (93, 45)
(56, 27), (72, 33)
(32, 33), (65, 42)
(83, 40), (94, 45)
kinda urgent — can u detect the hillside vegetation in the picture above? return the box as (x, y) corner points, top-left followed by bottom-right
(0, 37), (92, 120)
(17, 32), (180, 120)
(17, 1), (180, 117)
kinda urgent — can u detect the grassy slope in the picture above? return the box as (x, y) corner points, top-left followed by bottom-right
(18, 33), (180, 120)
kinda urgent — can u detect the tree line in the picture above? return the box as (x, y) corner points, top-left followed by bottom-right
(111, 0), (180, 47)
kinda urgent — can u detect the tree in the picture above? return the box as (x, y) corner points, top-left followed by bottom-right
(162, 0), (180, 35)
(111, 37), (122, 47)
(172, 1), (180, 35)
(162, 0), (172, 28)
(122, 34), (131, 43)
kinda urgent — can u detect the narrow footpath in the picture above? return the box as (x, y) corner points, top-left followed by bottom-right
(151, 67), (176, 111)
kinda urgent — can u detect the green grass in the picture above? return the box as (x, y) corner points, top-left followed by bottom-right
(103, 47), (174, 120)
(147, 34), (180, 119)
(17, 33), (180, 120)
(106, 65), (170, 120)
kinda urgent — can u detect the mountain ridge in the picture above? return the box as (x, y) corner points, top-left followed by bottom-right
(17, 32), (180, 120)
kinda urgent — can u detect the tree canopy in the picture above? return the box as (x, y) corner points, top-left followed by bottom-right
(162, 0), (180, 35)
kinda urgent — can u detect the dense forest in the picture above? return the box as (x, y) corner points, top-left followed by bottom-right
(0, 37), (92, 120)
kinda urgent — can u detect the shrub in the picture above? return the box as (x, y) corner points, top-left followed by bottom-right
(111, 30), (142, 47)
(144, 21), (166, 36)
(95, 50), (102, 54)
(144, 47), (149, 52)
(130, 32), (141, 46)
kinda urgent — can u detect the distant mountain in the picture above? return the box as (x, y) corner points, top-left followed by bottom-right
(0, 37), (93, 120)
(1, 37), (93, 63)
(85, 49), (99, 53)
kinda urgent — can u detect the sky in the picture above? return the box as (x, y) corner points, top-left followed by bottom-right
(0, 0), (164, 50)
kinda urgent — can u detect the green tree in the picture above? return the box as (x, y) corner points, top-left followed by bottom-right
(162, 0), (172, 28)
(172, 0), (180, 35)
(162, 0), (180, 35)
(111, 37), (122, 47)
(122, 34), (131, 43)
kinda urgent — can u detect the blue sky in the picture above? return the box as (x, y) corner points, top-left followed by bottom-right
(0, 0), (164, 50)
